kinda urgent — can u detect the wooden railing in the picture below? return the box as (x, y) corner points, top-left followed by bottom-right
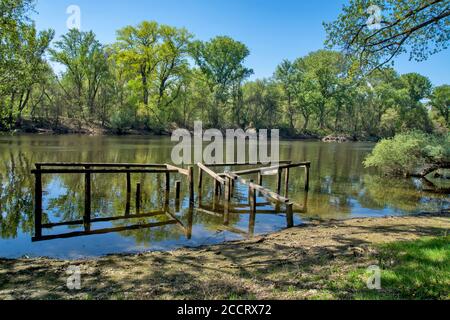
(31, 163), (194, 241)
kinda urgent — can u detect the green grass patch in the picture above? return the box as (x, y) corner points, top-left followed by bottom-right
(344, 236), (450, 300)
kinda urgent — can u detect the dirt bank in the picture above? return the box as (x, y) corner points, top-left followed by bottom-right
(0, 212), (449, 300)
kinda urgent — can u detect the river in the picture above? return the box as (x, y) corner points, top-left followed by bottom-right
(0, 135), (448, 259)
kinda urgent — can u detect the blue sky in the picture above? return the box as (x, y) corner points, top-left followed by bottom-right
(33, 0), (449, 86)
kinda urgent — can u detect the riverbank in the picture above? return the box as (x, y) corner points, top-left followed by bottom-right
(2, 118), (356, 141)
(1, 212), (448, 300)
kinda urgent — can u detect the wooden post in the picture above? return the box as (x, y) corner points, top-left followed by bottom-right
(224, 177), (230, 225)
(198, 169), (203, 190)
(186, 206), (194, 239)
(224, 177), (231, 201)
(34, 167), (42, 239)
(136, 183), (141, 214)
(286, 203), (294, 228)
(305, 164), (310, 192)
(175, 180), (181, 201)
(214, 180), (219, 196)
(249, 188), (257, 236)
(175, 180), (181, 212)
(165, 172), (170, 193)
(248, 179), (254, 204)
(277, 168), (282, 194)
(284, 167), (290, 197)
(258, 172), (263, 185)
(188, 166), (194, 203)
(84, 166), (91, 229)
(125, 167), (131, 215)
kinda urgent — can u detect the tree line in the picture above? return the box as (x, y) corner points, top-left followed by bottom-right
(1, 0), (449, 139)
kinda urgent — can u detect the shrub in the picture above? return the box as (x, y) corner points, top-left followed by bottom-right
(364, 132), (450, 176)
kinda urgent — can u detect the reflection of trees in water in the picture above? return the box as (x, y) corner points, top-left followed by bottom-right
(361, 175), (450, 212)
(1, 136), (448, 246)
(0, 152), (35, 238)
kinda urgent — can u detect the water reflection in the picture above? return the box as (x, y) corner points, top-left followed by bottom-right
(0, 135), (448, 259)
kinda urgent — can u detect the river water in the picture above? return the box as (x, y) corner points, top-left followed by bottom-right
(0, 135), (448, 259)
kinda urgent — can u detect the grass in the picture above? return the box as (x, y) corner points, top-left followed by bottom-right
(336, 236), (450, 300)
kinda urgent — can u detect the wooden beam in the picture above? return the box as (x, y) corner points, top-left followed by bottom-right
(226, 173), (290, 204)
(205, 160), (292, 167)
(36, 163), (166, 168)
(165, 164), (190, 176)
(42, 210), (167, 228)
(31, 168), (179, 174)
(32, 220), (178, 242)
(197, 163), (226, 185)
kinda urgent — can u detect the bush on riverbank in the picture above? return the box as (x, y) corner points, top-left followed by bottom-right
(364, 132), (450, 177)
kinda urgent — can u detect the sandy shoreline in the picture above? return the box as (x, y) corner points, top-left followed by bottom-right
(1, 212), (449, 300)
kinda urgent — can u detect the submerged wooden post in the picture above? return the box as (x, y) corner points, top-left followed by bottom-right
(34, 166), (42, 239)
(175, 180), (181, 212)
(175, 180), (181, 201)
(136, 183), (141, 214)
(305, 164), (310, 192)
(125, 167), (131, 215)
(165, 172), (170, 193)
(249, 188), (257, 236)
(284, 167), (290, 197)
(198, 169), (203, 191)
(248, 179), (254, 204)
(188, 166), (194, 203)
(286, 203), (294, 228)
(84, 166), (91, 229)
(277, 168), (283, 194)
(258, 172), (263, 185)
(224, 176), (231, 202)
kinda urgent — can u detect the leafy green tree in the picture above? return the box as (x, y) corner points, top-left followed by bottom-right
(430, 85), (450, 126)
(50, 29), (109, 123)
(190, 36), (253, 127)
(114, 21), (192, 130)
(0, 0), (54, 129)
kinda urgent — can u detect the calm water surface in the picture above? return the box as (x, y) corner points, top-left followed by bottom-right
(0, 135), (448, 259)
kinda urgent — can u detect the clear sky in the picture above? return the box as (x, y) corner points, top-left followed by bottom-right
(32, 0), (449, 86)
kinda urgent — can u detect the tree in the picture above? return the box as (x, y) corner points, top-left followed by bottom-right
(114, 21), (192, 129)
(50, 29), (109, 123)
(0, 0), (54, 129)
(274, 60), (299, 131)
(190, 36), (253, 127)
(301, 50), (347, 130)
(325, 0), (450, 72)
(430, 85), (450, 125)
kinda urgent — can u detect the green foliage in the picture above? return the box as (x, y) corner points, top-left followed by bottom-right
(430, 85), (450, 126)
(190, 36), (253, 127)
(0, 4), (448, 138)
(364, 132), (450, 176)
(324, 0), (450, 72)
(0, 0), (54, 129)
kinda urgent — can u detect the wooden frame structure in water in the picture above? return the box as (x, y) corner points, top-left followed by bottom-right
(31, 161), (310, 242)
